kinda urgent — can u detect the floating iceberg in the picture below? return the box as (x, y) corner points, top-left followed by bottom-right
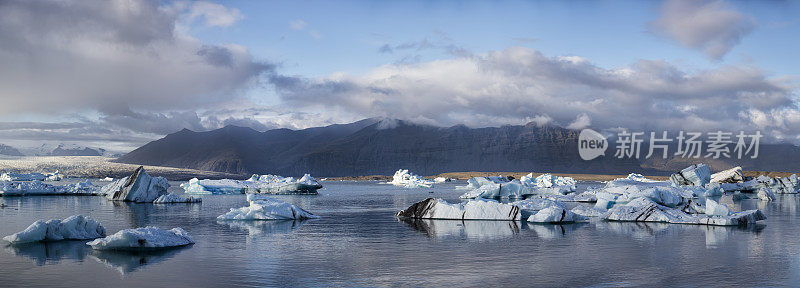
(388, 169), (434, 188)
(570, 205), (606, 217)
(102, 167), (169, 203)
(181, 174), (322, 195)
(716, 174), (799, 196)
(86, 227), (194, 251)
(217, 194), (319, 220)
(0, 180), (101, 196)
(396, 198), (521, 221)
(4, 215), (106, 244)
(710, 167), (745, 184)
(433, 177), (453, 183)
(0, 171), (62, 182)
(153, 193), (201, 204)
(606, 174), (670, 188)
(459, 180), (535, 199)
(520, 173), (577, 192)
(669, 163), (711, 187)
(457, 176), (510, 190)
(511, 198), (587, 223)
(601, 197), (765, 226)
(99, 177), (115, 182)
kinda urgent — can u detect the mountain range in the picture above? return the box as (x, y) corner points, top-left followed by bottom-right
(114, 118), (800, 177)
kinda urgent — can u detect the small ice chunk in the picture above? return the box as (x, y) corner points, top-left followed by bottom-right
(217, 194), (319, 220)
(86, 227), (194, 250)
(4, 215), (106, 244)
(757, 187), (775, 201)
(388, 169), (434, 188)
(710, 167), (744, 183)
(153, 193), (201, 203)
(705, 199), (730, 216)
(520, 173), (577, 192)
(669, 164), (711, 187)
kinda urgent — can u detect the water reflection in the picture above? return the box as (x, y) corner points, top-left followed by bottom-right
(89, 247), (190, 275)
(526, 222), (587, 240)
(5, 241), (89, 265)
(219, 220), (310, 237)
(595, 221), (765, 248)
(400, 218), (520, 240)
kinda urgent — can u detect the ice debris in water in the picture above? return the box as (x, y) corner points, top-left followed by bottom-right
(86, 227), (194, 250)
(3, 215), (106, 244)
(0, 171), (61, 181)
(102, 166), (169, 203)
(460, 173), (577, 199)
(217, 194), (319, 220)
(181, 174), (322, 194)
(388, 169), (434, 188)
(0, 180), (101, 196)
(153, 193), (201, 203)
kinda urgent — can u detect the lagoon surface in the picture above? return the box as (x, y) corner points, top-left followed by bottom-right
(2, 180), (800, 287)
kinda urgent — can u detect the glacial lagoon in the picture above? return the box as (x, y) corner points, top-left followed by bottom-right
(2, 180), (800, 287)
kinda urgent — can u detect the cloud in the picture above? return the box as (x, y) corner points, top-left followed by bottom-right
(273, 47), (796, 138)
(566, 113), (591, 130)
(650, 0), (756, 60)
(289, 19), (307, 30)
(0, 0), (271, 116)
(184, 1), (244, 27)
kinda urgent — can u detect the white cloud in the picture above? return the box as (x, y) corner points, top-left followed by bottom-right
(290, 19), (307, 30)
(650, 0), (756, 60)
(566, 113), (591, 130)
(185, 1), (244, 27)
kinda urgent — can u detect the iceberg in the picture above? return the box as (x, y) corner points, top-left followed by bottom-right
(3, 215), (106, 244)
(570, 205), (606, 217)
(520, 173), (577, 192)
(459, 180), (537, 199)
(669, 163), (711, 187)
(717, 174), (799, 195)
(396, 198), (521, 221)
(510, 198), (587, 223)
(388, 169), (434, 188)
(601, 197), (765, 226)
(217, 194), (319, 220)
(457, 176), (510, 190)
(605, 174), (671, 188)
(757, 187), (775, 201)
(0, 171), (61, 181)
(710, 167), (745, 184)
(0, 180), (101, 196)
(181, 174), (322, 195)
(153, 193), (201, 204)
(102, 166), (169, 203)
(86, 227), (194, 251)
(433, 177), (453, 183)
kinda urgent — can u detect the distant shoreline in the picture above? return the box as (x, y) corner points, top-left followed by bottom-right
(1, 156), (796, 182)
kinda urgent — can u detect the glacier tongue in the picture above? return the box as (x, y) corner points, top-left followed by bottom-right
(4, 215), (106, 244)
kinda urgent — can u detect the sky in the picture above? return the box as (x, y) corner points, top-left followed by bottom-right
(0, 0), (798, 153)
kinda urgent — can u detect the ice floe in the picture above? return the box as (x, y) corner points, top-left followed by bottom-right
(86, 227), (194, 250)
(217, 194), (319, 220)
(0, 171), (62, 181)
(396, 198), (521, 221)
(181, 174), (322, 194)
(102, 167), (169, 203)
(388, 169), (434, 188)
(601, 197), (765, 226)
(0, 180), (101, 196)
(153, 193), (201, 204)
(4, 215), (106, 244)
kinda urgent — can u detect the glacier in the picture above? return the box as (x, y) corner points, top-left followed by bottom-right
(181, 174), (322, 195)
(86, 227), (194, 250)
(217, 194), (319, 220)
(3, 215), (106, 244)
(153, 193), (202, 204)
(388, 169), (434, 188)
(102, 166), (169, 203)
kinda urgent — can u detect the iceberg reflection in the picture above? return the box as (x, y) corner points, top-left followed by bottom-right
(220, 219), (310, 237)
(89, 247), (189, 275)
(400, 218), (519, 240)
(5, 240), (89, 266)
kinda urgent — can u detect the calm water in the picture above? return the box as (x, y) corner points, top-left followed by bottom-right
(2, 180), (800, 287)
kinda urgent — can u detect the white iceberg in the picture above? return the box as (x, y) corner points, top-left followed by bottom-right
(459, 180), (536, 199)
(99, 177), (115, 182)
(86, 227), (194, 250)
(102, 167), (169, 203)
(396, 198), (522, 221)
(669, 163), (711, 187)
(570, 205), (606, 217)
(388, 169), (434, 188)
(605, 174), (670, 188)
(704, 199), (730, 216)
(217, 194), (319, 220)
(757, 187), (775, 201)
(457, 176), (510, 190)
(0, 180), (101, 196)
(601, 197), (765, 226)
(0, 171), (61, 182)
(710, 167), (745, 184)
(153, 193), (201, 204)
(433, 177), (453, 183)
(520, 173), (577, 192)
(181, 174), (322, 195)
(510, 198), (587, 223)
(3, 215), (106, 244)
